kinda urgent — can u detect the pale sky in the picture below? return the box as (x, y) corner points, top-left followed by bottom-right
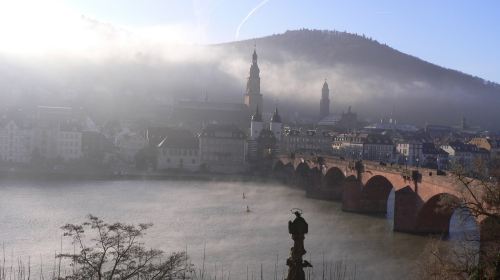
(0, 0), (498, 83)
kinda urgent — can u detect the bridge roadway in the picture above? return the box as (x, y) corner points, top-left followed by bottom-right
(273, 154), (499, 263)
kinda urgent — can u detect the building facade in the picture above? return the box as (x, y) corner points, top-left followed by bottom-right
(332, 133), (366, 159)
(333, 133), (395, 162)
(0, 120), (33, 163)
(469, 137), (500, 159)
(156, 128), (199, 171)
(282, 127), (334, 155)
(422, 142), (449, 170)
(170, 100), (250, 132)
(32, 107), (85, 162)
(248, 107), (282, 160)
(363, 134), (394, 162)
(57, 122), (83, 161)
(441, 141), (490, 172)
(199, 124), (247, 173)
(396, 139), (423, 166)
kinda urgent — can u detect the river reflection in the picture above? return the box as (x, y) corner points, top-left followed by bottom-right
(0, 179), (466, 279)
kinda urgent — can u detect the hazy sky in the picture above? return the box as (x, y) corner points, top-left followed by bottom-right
(0, 0), (499, 83)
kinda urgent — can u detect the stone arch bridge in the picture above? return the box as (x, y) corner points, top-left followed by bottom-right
(272, 154), (498, 250)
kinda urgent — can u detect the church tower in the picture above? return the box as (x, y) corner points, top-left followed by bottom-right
(319, 80), (330, 120)
(250, 106), (263, 140)
(244, 48), (263, 113)
(248, 106), (263, 160)
(270, 107), (282, 142)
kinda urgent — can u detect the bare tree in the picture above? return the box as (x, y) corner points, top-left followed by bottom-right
(58, 215), (191, 280)
(419, 160), (500, 280)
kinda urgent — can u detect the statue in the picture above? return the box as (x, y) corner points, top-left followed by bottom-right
(286, 209), (312, 280)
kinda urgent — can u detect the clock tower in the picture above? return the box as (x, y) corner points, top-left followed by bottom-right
(244, 48), (263, 113)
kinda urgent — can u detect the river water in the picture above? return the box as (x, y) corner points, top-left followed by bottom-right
(0, 179), (474, 279)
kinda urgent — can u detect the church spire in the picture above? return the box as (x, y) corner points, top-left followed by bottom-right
(322, 79), (328, 89)
(251, 105), (262, 122)
(271, 107), (282, 123)
(253, 41), (258, 63)
(244, 47), (263, 114)
(320, 80), (330, 120)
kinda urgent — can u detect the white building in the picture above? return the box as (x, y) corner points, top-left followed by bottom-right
(332, 133), (366, 159)
(57, 123), (83, 161)
(156, 128), (199, 171)
(0, 120), (33, 163)
(396, 139), (423, 166)
(1, 106), (89, 163)
(441, 141), (489, 172)
(32, 106), (84, 161)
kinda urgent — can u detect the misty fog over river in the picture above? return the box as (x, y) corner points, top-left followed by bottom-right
(0, 180), (473, 279)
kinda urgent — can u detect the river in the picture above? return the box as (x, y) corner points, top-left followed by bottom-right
(0, 179), (474, 279)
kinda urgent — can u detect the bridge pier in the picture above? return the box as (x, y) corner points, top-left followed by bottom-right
(393, 186), (421, 232)
(341, 176), (363, 212)
(305, 170), (343, 201)
(321, 167), (345, 200)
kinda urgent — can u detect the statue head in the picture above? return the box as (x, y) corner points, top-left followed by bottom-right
(289, 209), (308, 235)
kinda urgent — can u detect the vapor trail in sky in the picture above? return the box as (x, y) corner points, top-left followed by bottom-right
(235, 0), (272, 40)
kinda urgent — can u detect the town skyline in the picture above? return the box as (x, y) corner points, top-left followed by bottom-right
(0, 3), (499, 279)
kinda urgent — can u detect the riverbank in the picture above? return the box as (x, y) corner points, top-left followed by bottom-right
(0, 167), (277, 184)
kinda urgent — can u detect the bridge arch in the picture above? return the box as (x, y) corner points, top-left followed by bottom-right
(273, 160), (287, 182)
(324, 167), (345, 188)
(295, 162), (311, 188)
(272, 160), (284, 172)
(360, 175), (395, 214)
(280, 162), (295, 184)
(310, 166), (323, 189)
(345, 175), (357, 182)
(295, 161), (310, 174)
(415, 193), (460, 235)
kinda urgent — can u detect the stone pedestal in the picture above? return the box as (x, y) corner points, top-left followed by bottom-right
(286, 234), (306, 280)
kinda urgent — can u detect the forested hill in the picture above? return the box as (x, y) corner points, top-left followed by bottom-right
(1, 29), (499, 129)
(217, 29), (500, 129)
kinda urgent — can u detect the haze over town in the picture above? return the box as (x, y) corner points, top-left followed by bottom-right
(0, 1), (499, 280)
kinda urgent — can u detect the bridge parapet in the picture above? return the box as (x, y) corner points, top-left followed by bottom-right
(276, 154), (458, 191)
(275, 153), (470, 224)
